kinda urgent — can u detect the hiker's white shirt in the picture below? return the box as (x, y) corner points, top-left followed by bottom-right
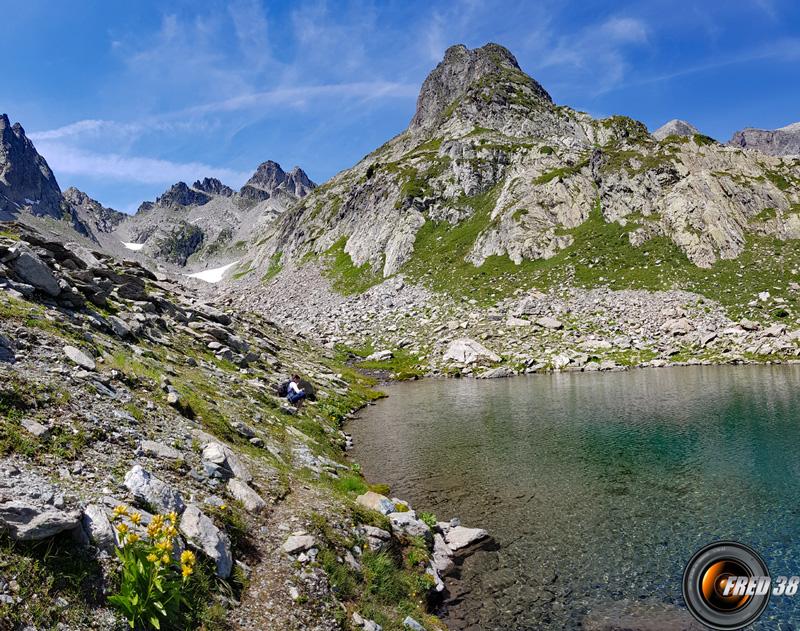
(288, 381), (302, 394)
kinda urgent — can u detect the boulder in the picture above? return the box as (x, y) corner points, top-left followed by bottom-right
(180, 504), (232, 578)
(123, 465), (185, 514)
(740, 319), (760, 331)
(505, 316), (531, 327)
(63, 345), (96, 370)
(478, 366), (514, 379)
(445, 526), (489, 551)
(535, 316), (563, 329)
(432, 533), (454, 574)
(356, 491), (396, 515)
(81, 503), (116, 552)
(226, 479), (267, 514)
(403, 617), (426, 631)
(388, 511), (431, 541)
(442, 338), (501, 365)
(107, 316), (131, 339)
(763, 323), (787, 337)
(551, 354), (570, 369)
(282, 533), (316, 554)
(21, 418), (49, 438)
(0, 500), (81, 541)
(8, 244), (60, 297)
(365, 350), (393, 361)
(201, 441), (253, 482)
(139, 440), (182, 461)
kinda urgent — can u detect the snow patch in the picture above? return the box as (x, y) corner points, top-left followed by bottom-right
(24, 198), (40, 205)
(186, 261), (239, 283)
(122, 242), (145, 251)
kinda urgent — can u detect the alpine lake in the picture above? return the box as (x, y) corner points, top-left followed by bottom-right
(348, 365), (800, 630)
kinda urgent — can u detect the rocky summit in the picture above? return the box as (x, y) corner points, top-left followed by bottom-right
(728, 121), (800, 157)
(1, 38), (800, 631)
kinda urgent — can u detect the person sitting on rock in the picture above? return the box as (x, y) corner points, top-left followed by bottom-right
(287, 374), (306, 406)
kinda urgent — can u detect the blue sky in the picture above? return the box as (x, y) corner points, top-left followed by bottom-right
(2, 0), (799, 212)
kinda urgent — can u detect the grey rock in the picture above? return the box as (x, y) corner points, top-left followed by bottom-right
(139, 440), (182, 461)
(123, 465), (185, 514)
(0, 500), (81, 541)
(445, 525), (489, 551)
(107, 316), (131, 338)
(63, 345), (96, 370)
(365, 349), (393, 361)
(8, 244), (60, 297)
(402, 616), (426, 631)
(20, 418), (49, 438)
(536, 316), (563, 330)
(282, 533), (316, 554)
(226, 479), (267, 514)
(81, 504), (116, 552)
(180, 504), (232, 578)
(729, 122), (800, 157)
(356, 491), (396, 515)
(442, 338), (501, 365)
(388, 512), (431, 541)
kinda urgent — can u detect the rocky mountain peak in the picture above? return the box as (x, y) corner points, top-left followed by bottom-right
(409, 42), (552, 131)
(193, 177), (234, 197)
(0, 112), (63, 221)
(729, 123), (800, 156)
(652, 119), (700, 140)
(145, 182), (211, 211)
(63, 186), (125, 234)
(239, 161), (315, 203)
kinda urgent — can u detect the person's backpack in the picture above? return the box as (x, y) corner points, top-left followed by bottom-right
(298, 379), (316, 401)
(276, 380), (290, 397)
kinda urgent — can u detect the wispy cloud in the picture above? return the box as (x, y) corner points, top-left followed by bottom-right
(626, 37), (800, 88)
(34, 141), (251, 187)
(539, 16), (650, 94)
(184, 81), (418, 115)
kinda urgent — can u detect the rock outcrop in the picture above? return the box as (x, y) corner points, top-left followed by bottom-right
(729, 122), (800, 156)
(0, 114), (64, 222)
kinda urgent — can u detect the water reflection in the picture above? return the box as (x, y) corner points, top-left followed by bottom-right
(349, 366), (800, 630)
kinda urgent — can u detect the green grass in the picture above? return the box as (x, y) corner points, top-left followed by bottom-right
(261, 251), (283, 283)
(534, 160), (588, 184)
(336, 344), (425, 380)
(323, 236), (383, 295)
(401, 192), (800, 320)
(0, 532), (106, 628)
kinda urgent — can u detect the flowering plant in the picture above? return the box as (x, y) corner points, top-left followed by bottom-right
(108, 505), (196, 629)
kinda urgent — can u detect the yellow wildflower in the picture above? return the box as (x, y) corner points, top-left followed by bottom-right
(112, 505), (128, 518)
(116, 523), (129, 535)
(180, 550), (196, 565)
(220, 504), (226, 511)
(181, 564), (193, 578)
(126, 533), (139, 545)
(161, 554), (170, 564)
(167, 511), (178, 524)
(129, 512), (142, 525)
(147, 553), (158, 563)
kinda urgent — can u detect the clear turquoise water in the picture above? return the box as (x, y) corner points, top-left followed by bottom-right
(349, 366), (800, 630)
